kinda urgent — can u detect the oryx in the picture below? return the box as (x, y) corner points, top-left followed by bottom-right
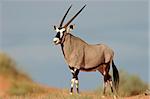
(52, 5), (119, 96)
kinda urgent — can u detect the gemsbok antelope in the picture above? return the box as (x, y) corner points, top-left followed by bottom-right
(52, 5), (119, 96)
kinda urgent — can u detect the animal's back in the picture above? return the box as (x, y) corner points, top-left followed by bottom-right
(65, 34), (114, 69)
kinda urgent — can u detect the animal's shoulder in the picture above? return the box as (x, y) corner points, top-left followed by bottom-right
(71, 34), (87, 44)
(95, 44), (113, 52)
(95, 44), (108, 48)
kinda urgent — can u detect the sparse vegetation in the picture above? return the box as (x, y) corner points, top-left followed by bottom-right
(118, 70), (148, 96)
(95, 70), (148, 97)
(8, 79), (46, 96)
(0, 52), (149, 99)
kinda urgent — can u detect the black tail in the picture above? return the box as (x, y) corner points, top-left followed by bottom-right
(112, 60), (119, 92)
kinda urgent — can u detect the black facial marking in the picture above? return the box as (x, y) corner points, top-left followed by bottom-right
(58, 27), (62, 29)
(61, 44), (65, 58)
(63, 30), (66, 33)
(55, 32), (60, 38)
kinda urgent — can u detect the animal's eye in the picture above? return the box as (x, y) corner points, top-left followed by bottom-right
(63, 30), (66, 33)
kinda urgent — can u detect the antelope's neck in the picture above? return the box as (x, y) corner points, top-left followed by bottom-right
(61, 33), (73, 59)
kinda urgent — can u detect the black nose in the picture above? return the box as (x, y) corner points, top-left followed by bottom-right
(54, 40), (57, 43)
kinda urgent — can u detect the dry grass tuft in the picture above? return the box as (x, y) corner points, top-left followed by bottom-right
(118, 70), (148, 96)
(0, 52), (149, 99)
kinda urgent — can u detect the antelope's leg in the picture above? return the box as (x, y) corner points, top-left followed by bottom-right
(74, 69), (80, 94)
(104, 73), (114, 92)
(70, 67), (75, 94)
(97, 64), (108, 95)
(75, 76), (79, 94)
(109, 79), (114, 93)
(103, 80), (107, 95)
(69, 67), (80, 94)
(108, 76), (118, 99)
(70, 78), (75, 94)
(105, 74), (116, 94)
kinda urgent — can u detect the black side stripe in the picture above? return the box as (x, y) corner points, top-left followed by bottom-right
(80, 65), (100, 71)
(61, 44), (66, 58)
(80, 63), (107, 71)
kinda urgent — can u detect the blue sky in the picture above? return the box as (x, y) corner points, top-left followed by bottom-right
(0, 0), (149, 90)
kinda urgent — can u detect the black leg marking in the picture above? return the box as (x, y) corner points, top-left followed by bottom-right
(70, 87), (73, 94)
(103, 73), (115, 95)
(75, 79), (79, 94)
(110, 81), (114, 93)
(103, 81), (107, 95)
(69, 66), (80, 94)
(70, 78), (75, 94)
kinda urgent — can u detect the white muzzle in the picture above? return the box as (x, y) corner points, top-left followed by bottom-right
(53, 37), (60, 45)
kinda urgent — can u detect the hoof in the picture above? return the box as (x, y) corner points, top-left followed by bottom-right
(70, 92), (73, 95)
(113, 95), (117, 99)
(101, 95), (105, 98)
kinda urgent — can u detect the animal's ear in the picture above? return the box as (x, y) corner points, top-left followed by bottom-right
(53, 25), (59, 32)
(69, 24), (75, 30)
(67, 24), (75, 33)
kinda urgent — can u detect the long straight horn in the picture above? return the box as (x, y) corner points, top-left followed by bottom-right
(59, 5), (72, 27)
(63, 4), (86, 28)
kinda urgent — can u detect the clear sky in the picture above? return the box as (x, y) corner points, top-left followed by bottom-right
(0, 0), (149, 90)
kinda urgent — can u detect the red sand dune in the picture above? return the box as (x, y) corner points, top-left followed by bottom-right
(0, 76), (11, 97)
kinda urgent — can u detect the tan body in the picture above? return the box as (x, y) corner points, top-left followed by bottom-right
(62, 33), (114, 71)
